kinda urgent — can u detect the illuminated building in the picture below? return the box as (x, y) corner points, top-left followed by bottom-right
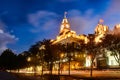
(95, 19), (109, 35)
(94, 19), (109, 43)
(51, 12), (89, 70)
(52, 12), (89, 45)
(52, 13), (119, 70)
(94, 20), (119, 69)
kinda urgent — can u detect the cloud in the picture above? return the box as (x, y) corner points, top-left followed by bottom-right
(28, 9), (101, 36)
(102, 0), (120, 29)
(28, 0), (120, 37)
(67, 1), (120, 34)
(68, 9), (100, 34)
(0, 29), (4, 33)
(28, 11), (59, 33)
(0, 21), (18, 53)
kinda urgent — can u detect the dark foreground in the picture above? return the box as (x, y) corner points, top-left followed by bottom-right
(0, 71), (120, 80)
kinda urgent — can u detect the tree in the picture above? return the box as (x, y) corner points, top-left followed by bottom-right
(66, 42), (75, 75)
(77, 40), (87, 67)
(39, 44), (46, 76)
(17, 51), (30, 72)
(54, 43), (69, 75)
(41, 39), (56, 75)
(60, 42), (76, 75)
(102, 34), (120, 66)
(85, 34), (102, 77)
(29, 41), (42, 76)
(0, 49), (17, 71)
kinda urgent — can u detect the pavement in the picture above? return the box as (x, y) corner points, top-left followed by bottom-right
(0, 71), (19, 80)
(1, 70), (120, 80)
(62, 70), (120, 77)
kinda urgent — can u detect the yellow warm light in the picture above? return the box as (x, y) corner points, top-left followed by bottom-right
(71, 31), (76, 34)
(37, 66), (42, 71)
(95, 19), (108, 35)
(75, 54), (78, 58)
(79, 35), (89, 44)
(94, 34), (104, 43)
(60, 53), (64, 58)
(115, 24), (120, 28)
(17, 66), (43, 74)
(68, 34), (71, 37)
(60, 25), (64, 31)
(79, 35), (85, 40)
(27, 57), (31, 62)
(66, 24), (70, 28)
(94, 20), (108, 43)
(71, 65), (74, 69)
(28, 66), (33, 71)
(86, 56), (91, 67)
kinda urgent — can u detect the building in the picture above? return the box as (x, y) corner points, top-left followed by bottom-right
(52, 13), (119, 70)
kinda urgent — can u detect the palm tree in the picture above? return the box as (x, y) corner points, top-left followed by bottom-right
(39, 44), (46, 76)
(53, 43), (65, 75)
(62, 42), (75, 75)
(29, 41), (42, 76)
(41, 39), (56, 75)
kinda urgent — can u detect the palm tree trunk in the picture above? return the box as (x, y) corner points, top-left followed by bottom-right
(68, 58), (70, 75)
(50, 61), (53, 75)
(58, 61), (60, 75)
(34, 65), (37, 76)
(90, 60), (93, 77)
(17, 68), (19, 72)
(42, 64), (43, 75)
(41, 53), (44, 76)
(118, 55), (120, 66)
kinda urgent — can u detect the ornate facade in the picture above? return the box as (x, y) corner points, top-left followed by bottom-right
(52, 13), (119, 70)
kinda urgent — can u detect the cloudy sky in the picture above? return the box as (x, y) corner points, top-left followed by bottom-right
(0, 0), (120, 54)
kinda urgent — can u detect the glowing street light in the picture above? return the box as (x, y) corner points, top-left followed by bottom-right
(60, 53), (64, 59)
(27, 57), (31, 62)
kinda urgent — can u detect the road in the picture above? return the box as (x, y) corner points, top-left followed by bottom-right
(47, 70), (120, 77)
(0, 71), (19, 80)
(11, 70), (120, 78)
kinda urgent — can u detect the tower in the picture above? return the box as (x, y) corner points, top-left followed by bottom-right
(95, 19), (109, 35)
(59, 12), (70, 35)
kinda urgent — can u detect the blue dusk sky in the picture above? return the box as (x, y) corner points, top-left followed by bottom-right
(0, 0), (120, 54)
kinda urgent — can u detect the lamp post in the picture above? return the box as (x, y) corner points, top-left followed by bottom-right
(39, 45), (45, 76)
(88, 34), (96, 77)
(59, 53), (64, 75)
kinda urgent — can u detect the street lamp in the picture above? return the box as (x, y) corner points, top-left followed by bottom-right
(60, 53), (64, 59)
(58, 53), (64, 75)
(27, 57), (31, 62)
